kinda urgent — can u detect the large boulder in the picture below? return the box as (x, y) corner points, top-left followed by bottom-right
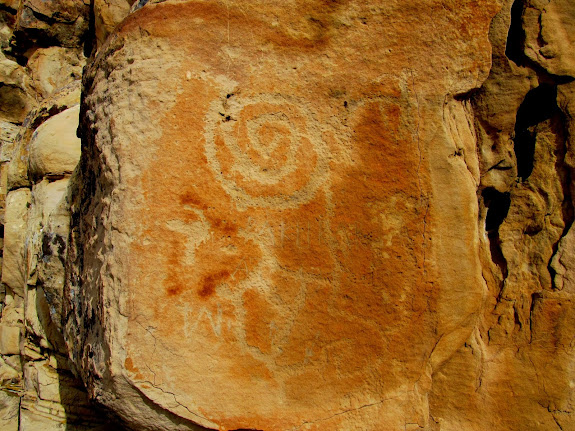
(7, 84), (81, 191)
(28, 105), (81, 181)
(66, 1), (499, 430)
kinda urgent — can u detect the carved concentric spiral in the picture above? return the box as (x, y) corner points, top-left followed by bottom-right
(204, 94), (328, 209)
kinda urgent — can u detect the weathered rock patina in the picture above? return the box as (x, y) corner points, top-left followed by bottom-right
(0, 0), (574, 430)
(68, 1), (498, 429)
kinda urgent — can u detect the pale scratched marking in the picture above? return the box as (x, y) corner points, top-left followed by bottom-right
(254, 221), (275, 246)
(230, 259), (249, 280)
(296, 221), (300, 248)
(250, 219), (332, 249)
(184, 304), (223, 338)
(204, 94), (329, 209)
(165, 211), (210, 266)
(245, 113), (297, 169)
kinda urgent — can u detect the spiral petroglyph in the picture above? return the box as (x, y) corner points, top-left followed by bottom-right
(204, 94), (329, 209)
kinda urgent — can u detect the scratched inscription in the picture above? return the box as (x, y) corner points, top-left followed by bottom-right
(204, 94), (329, 209)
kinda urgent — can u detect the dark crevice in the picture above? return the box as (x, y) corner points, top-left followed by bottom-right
(454, 88), (479, 102)
(0, 2), (17, 15)
(504, 1), (574, 83)
(17, 396), (21, 431)
(514, 84), (559, 180)
(487, 225), (508, 282)
(133, 0), (151, 12)
(84, 0), (96, 59)
(484, 188), (511, 232)
(483, 188), (511, 282)
(506, 0), (525, 66)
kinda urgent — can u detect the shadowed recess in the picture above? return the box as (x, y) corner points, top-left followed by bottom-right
(483, 188), (511, 232)
(505, 0), (525, 65)
(483, 188), (511, 282)
(514, 84), (559, 180)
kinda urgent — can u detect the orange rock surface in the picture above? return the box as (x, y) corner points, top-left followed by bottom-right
(66, 1), (500, 429)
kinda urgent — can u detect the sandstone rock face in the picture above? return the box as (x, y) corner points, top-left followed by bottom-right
(0, 0), (574, 430)
(0, 324), (20, 355)
(26, 47), (85, 98)
(0, 0), (122, 429)
(2, 189), (31, 297)
(67, 1), (498, 429)
(28, 105), (81, 181)
(94, 0), (136, 48)
(427, 1), (575, 430)
(0, 55), (35, 123)
(0, 389), (19, 431)
(523, 0), (575, 77)
(14, 0), (90, 49)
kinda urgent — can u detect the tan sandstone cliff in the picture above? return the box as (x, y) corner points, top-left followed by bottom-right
(0, 0), (573, 430)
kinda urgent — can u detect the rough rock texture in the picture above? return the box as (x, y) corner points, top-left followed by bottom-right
(0, 0), (574, 430)
(0, 54), (35, 123)
(429, 1), (575, 430)
(0, 1), (121, 429)
(94, 0), (136, 48)
(2, 189), (30, 297)
(26, 47), (85, 98)
(13, 0), (90, 49)
(67, 0), (500, 430)
(28, 105), (81, 181)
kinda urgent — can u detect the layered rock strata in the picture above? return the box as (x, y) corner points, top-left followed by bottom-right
(0, 0), (128, 429)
